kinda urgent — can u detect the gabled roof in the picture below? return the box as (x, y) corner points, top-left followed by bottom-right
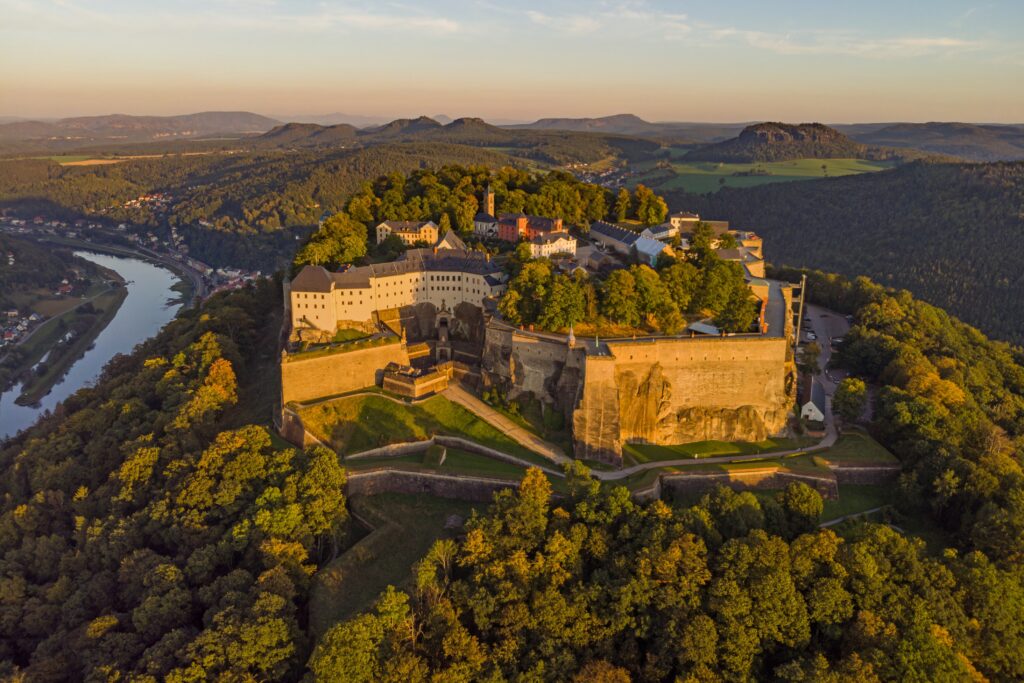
(634, 236), (670, 256)
(291, 265), (333, 292)
(474, 212), (497, 223)
(379, 220), (437, 231)
(590, 220), (639, 246)
(436, 229), (467, 250)
(531, 231), (575, 245)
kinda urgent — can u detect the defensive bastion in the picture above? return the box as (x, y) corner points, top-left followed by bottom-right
(481, 318), (794, 464)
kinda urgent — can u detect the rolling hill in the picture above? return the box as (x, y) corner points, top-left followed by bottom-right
(847, 122), (1024, 162)
(665, 160), (1024, 343)
(685, 122), (889, 162)
(245, 116), (661, 166)
(0, 111), (280, 145)
(510, 114), (747, 142)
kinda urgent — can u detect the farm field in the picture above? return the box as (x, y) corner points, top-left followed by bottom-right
(635, 157), (896, 194)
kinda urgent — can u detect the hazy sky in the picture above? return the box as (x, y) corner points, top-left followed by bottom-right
(2, 0), (1022, 122)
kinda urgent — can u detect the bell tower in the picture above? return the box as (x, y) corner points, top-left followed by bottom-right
(483, 184), (495, 216)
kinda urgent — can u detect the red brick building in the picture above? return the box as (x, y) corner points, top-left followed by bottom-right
(497, 213), (563, 242)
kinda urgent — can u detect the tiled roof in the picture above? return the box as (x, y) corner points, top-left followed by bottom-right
(379, 220), (437, 231)
(291, 265), (333, 292)
(590, 220), (639, 246)
(292, 247), (504, 293)
(531, 231), (574, 245)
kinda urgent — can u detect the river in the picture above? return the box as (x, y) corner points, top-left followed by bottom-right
(0, 251), (184, 440)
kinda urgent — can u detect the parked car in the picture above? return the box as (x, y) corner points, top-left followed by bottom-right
(805, 332), (818, 341)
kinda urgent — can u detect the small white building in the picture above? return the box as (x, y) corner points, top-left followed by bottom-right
(528, 231), (576, 258)
(801, 379), (827, 423)
(634, 235), (673, 267)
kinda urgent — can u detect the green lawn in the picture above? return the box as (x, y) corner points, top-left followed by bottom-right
(821, 484), (895, 522)
(333, 327), (369, 342)
(308, 493), (482, 641)
(298, 393), (551, 464)
(623, 436), (814, 465)
(813, 431), (898, 466)
(636, 158), (896, 194)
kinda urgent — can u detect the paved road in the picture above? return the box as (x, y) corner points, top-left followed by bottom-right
(442, 385), (571, 465)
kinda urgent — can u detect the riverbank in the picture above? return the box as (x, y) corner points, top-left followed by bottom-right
(15, 285), (129, 405)
(0, 252), (186, 440)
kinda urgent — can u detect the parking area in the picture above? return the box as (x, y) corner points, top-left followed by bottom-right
(800, 304), (851, 391)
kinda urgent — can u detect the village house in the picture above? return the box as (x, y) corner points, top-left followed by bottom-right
(497, 213), (563, 243)
(528, 231), (577, 258)
(589, 220), (672, 267)
(375, 220), (439, 246)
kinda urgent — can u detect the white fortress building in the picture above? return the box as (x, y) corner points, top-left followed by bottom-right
(289, 246), (507, 332)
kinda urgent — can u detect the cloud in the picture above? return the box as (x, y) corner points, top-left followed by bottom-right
(709, 28), (982, 58)
(0, 0), (461, 35)
(524, 3), (689, 39)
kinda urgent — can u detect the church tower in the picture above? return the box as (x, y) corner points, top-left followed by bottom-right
(483, 185), (495, 216)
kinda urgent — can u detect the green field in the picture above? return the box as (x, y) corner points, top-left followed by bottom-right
(622, 436), (814, 465)
(636, 158), (896, 194)
(821, 484), (894, 521)
(813, 431), (899, 466)
(345, 446), (532, 480)
(298, 393), (550, 464)
(308, 493), (482, 639)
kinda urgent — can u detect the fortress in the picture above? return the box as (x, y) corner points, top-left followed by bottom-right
(280, 200), (798, 466)
(282, 234), (798, 466)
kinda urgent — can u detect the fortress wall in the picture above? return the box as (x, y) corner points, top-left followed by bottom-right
(346, 469), (518, 502)
(281, 343), (411, 404)
(573, 336), (793, 461)
(572, 355), (622, 464)
(661, 468), (838, 500)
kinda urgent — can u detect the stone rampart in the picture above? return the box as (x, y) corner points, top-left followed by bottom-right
(345, 469), (519, 502)
(661, 467), (838, 500)
(281, 342), (410, 404)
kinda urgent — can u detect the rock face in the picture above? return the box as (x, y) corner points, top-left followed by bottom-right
(482, 319), (794, 465)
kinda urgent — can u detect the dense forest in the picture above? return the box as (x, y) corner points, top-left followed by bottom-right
(0, 235), (94, 308)
(669, 161), (1024, 343)
(0, 282), (349, 680)
(0, 143), (523, 271)
(292, 165), (669, 270)
(499, 224), (755, 334)
(2, 264), (1024, 679)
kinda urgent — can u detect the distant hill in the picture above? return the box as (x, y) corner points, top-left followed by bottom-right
(685, 122), (878, 162)
(510, 114), (746, 142)
(256, 122), (358, 148)
(365, 116), (444, 137)
(666, 160), (1024, 343)
(246, 115), (661, 166)
(847, 122), (1024, 162)
(0, 111), (281, 150)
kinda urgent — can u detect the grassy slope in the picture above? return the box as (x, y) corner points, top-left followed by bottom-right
(637, 158), (895, 194)
(298, 393), (550, 464)
(813, 431), (899, 465)
(623, 437), (815, 465)
(308, 493), (482, 640)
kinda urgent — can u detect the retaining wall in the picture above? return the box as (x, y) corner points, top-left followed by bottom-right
(346, 469), (519, 502)
(280, 342), (410, 404)
(661, 467), (839, 500)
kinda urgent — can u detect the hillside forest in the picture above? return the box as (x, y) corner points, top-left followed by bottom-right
(671, 160), (1024, 344)
(1, 204), (1023, 679)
